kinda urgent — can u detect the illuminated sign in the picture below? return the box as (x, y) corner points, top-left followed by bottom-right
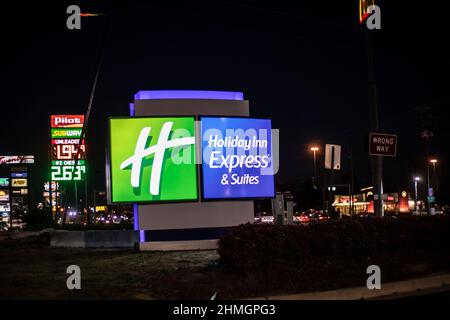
(52, 144), (86, 160)
(95, 206), (107, 212)
(0, 178), (9, 187)
(52, 139), (84, 145)
(11, 179), (28, 187)
(51, 115), (84, 128)
(0, 190), (9, 201)
(11, 166), (27, 172)
(43, 191), (60, 197)
(52, 160), (85, 166)
(0, 156), (34, 165)
(0, 204), (10, 212)
(44, 181), (59, 192)
(50, 115), (86, 182)
(11, 172), (27, 178)
(51, 165), (86, 181)
(51, 128), (82, 138)
(201, 117), (275, 199)
(108, 117), (198, 203)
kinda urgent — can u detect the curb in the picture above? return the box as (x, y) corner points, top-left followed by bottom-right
(248, 273), (450, 300)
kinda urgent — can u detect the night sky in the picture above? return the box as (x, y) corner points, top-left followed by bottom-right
(1, 0), (449, 205)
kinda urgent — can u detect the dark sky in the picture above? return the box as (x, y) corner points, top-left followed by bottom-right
(1, 0), (449, 204)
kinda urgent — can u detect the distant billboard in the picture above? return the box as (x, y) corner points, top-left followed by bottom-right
(0, 156), (35, 165)
(11, 179), (28, 188)
(0, 178), (9, 187)
(0, 189), (9, 202)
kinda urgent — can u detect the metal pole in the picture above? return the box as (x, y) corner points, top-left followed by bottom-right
(313, 149), (317, 186)
(74, 181), (78, 212)
(9, 167), (13, 229)
(350, 148), (355, 216)
(62, 13), (108, 226)
(427, 162), (430, 213)
(414, 180), (418, 213)
(85, 177), (88, 224)
(366, 27), (384, 217)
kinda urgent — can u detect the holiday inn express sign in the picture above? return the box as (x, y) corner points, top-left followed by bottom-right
(201, 117), (274, 200)
(108, 116), (275, 203)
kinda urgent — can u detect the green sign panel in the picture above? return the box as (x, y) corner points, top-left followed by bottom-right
(51, 128), (82, 138)
(51, 165), (86, 181)
(109, 117), (198, 203)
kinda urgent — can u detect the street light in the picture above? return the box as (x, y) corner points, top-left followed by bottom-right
(414, 176), (420, 214)
(429, 158), (438, 169)
(427, 158), (438, 214)
(310, 146), (319, 186)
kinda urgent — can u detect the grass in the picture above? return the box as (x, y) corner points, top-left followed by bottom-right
(1, 234), (450, 299)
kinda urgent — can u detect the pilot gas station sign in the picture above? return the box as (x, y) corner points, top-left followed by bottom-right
(107, 116), (275, 203)
(50, 115), (86, 181)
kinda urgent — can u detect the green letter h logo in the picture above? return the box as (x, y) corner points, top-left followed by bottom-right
(120, 122), (195, 195)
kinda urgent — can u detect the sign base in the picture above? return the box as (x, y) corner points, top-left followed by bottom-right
(139, 239), (218, 251)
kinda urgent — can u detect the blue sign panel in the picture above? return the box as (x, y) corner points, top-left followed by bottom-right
(11, 172), (27, 178)
(201, 117), (275, 199)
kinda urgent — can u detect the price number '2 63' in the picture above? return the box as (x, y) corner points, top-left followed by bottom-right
(51, 165), (86, 181)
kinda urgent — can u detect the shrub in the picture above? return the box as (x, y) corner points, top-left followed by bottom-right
(217, 216), (450, 273)
(22, 208), (55, 231)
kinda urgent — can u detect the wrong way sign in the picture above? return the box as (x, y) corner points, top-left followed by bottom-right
(369, 133), (397, 157)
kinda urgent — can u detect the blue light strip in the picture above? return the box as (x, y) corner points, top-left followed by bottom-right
(134, 90), (244, 101)
(129, 103), (140, 237)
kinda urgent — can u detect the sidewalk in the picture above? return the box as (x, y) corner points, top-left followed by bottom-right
(249, 273), (450, 300)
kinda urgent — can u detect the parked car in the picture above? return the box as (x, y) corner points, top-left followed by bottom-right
(294, 214), (309, 224)
(255, 213), (274, 224)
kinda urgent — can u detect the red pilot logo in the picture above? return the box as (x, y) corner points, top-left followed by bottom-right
(51, 115), (84, 128)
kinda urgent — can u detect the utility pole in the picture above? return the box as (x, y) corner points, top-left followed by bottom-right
(421, 128), (433, 213)
(61, 11), (108, 226)
(366, 26), (384, 217)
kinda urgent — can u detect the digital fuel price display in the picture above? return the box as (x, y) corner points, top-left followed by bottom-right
(51, 160), (86, 181)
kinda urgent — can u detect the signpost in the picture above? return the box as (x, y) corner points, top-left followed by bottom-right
(49, 115), (87, 216)
(325, 144), (341, 170)
(324, 144), (341, 216)
(369, 133), (397, 157)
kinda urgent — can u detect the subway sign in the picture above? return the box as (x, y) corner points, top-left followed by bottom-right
(51, 128), (82, 138)
(107, 116), (275, 203)
(108, 117), (198, 203)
